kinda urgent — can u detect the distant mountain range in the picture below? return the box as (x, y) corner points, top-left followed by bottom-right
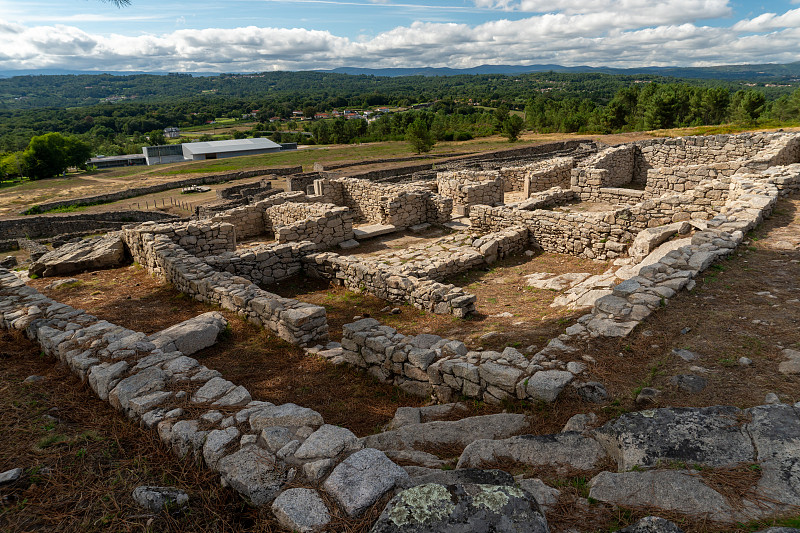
(321, 62), (800, 80)
(3, 62), (800, 80)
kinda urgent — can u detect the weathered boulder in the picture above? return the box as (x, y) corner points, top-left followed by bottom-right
(271, 488), (331, 532)
(526, 370), (574, 402)
(615, 516), (685, 533)
(457, 432), (608, 473)
(249, 403), (324, 431)
(294, 424), (361, 461)
(593, 406), (755, 471)
(323, 448), (408, 517)
(131, 486), (189, 512)
(369, 483), (548, 533)
(630, 222), (691, 262)
(217, 445), (286, 506)
(148, 312), (227, 356)
(588, 470), (744, 523)
(29, 233), (126, 277)
(362, 413), (529, 452)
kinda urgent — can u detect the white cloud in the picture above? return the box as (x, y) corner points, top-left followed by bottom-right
(0, 4), (798, 73)
(733, 8), (800, 32)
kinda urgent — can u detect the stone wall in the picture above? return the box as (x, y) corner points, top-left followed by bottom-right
(303, 252), (477, 317)
(571, 145), (637, 200)
(122, 226), (328, 346)
(314, 178), (451, 227)
(595, 187), (647, 205)
(126, 220), (235, 259)
(634, 133), (784, 179)
(0, 270), (416, 526)
(206, 191), (307, 239)
(0, 210), (178, 241)
(491, 157), (574, 195)
(267, 203), (354, 247)
(25, 167), (301, 215)
(470, 205), (631, 259)
(203, 241), (313, 286)
(436, 171), (504, 216)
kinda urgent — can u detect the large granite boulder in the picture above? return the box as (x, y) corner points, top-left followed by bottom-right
(30, 232), (126, 277)
(369, 483), (548, 533)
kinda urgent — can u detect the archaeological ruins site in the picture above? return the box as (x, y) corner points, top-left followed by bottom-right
(2, 132), (799, 532)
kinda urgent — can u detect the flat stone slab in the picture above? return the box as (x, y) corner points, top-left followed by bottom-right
(148, 311), (227, 356)
(30, 232), (125, 277)
(593, 406), (755, 471)
(456, 432), (608, 473)
(362, 413), (530, 452)
(588, 470), (744, 523)
(217, 445), (286, 506)
(353, 224), (397, 240)
(271, 488), (331, 532)
(369, 483), (548, 533)
(323, 448), (409, 517)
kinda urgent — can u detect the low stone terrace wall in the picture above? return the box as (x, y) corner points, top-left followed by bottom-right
(122, 226), (327, 346)
(0, 210), (178, 242)
(24, 167), (301, 215)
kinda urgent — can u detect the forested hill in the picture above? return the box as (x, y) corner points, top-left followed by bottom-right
(1, 67), (798, 111)
(325, 62), (800, 80)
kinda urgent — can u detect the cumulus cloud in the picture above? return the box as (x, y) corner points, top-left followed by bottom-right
(0, 3), (798, 73)
(733, 8), (800, 32)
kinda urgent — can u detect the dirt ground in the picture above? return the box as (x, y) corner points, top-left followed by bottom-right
(27, 266), (431, 437)
(0, 329), (395, 533)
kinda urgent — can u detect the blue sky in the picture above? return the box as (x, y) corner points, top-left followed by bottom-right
(1, 0), (799, 72)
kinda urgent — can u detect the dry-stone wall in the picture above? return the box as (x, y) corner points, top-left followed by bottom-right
(303, 252), (477, 317)
(204, 242), (314, 286)
(0, 270), (415, 530)
(570, 132), (800, 202)
(313, 177), (451, 227)
(127, 220), (235, 259)
(25, 167), (300, 215)
(493, 157), (574, 196)
(122, 225), (327, 346)
(436, 171), (504, 216)
(266, 203), (353, 247)
(206, 191), (308, 239)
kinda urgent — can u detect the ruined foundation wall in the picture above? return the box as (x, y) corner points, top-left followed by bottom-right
(436, 171), (504, 216)
(122, 227), (328, 346)
(266, 202), (354, 247)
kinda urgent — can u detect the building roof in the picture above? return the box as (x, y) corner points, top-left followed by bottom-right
(89, 154), (146, 163)
(182, 138), (282, 155)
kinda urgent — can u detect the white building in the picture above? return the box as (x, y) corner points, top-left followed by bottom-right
(182, 138), (282, 161)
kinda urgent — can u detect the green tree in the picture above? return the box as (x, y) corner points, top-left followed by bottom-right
(63, 136), (93, 170)
(405, 118), (435, 154)
(22, 132), (69, 180)
(147, 129), (166, 145)
(1, 151), (26, 179)
(501, 114), (524, 142)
